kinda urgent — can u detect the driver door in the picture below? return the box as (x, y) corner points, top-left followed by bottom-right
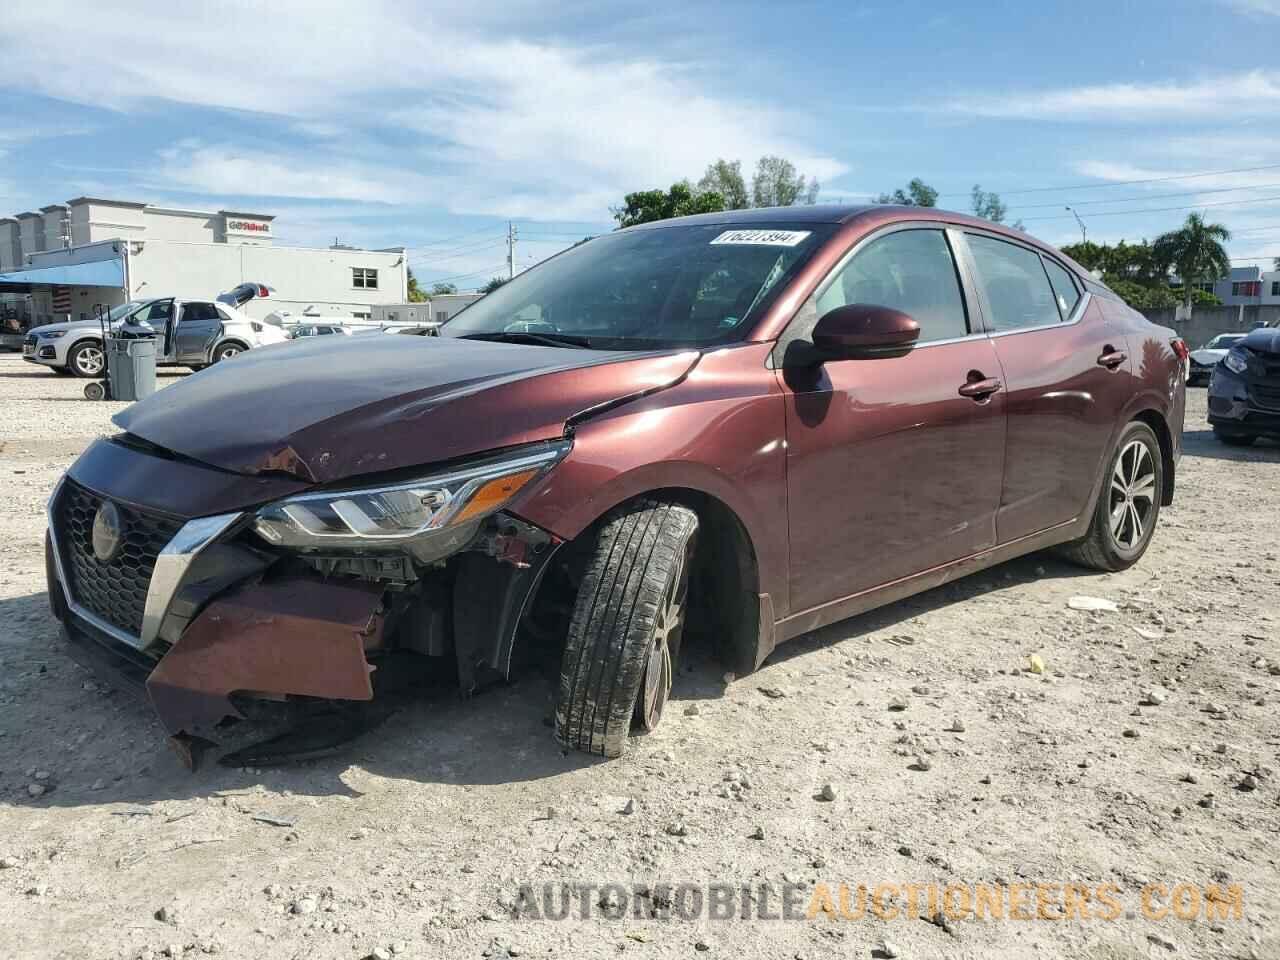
(778, 225), (1007, 614)
(175, 301), (223, 362)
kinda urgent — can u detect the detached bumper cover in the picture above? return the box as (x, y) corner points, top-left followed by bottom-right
(145, 576), (384, 736)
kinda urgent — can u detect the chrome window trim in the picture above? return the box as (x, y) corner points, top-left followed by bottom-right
(985, 291), (1092, 339)
(46, 477), (240, 654)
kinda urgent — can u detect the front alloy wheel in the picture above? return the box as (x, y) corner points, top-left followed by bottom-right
(68, 341), (105, 378)
(214, 343), (243, 362)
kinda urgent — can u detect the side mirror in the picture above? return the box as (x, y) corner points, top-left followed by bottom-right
(812, 304), (920, 358)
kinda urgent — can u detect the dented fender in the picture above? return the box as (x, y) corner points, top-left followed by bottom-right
(145, 576), (384, 737)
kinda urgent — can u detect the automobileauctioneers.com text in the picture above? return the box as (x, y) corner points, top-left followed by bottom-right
(508, 880), (1244, 923)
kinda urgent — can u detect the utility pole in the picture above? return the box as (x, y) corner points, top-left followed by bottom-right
(1065, 206), (1087, 244)
(507, 221), (518, 280)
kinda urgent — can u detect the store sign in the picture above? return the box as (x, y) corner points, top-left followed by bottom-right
(226, 219), (271, 234)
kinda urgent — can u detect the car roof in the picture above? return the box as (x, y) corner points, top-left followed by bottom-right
(624, 204), (1095, 280)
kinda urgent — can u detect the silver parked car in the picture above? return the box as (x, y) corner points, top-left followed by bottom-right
(1188, 333), (1247, 386)
(23, 283), (286, 377)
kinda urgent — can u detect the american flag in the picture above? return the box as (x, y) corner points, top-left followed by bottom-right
(52, 286), (72, 312)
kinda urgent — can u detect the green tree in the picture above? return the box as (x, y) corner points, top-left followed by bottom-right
(613, 182), (726, 228)
(406, 267), (427, 303)
(479, 276), (509, 294)
(697, 159), (749, 209)
(970, 184), (1008, 223)
(1152, 213), (1232, 310)
(430, 282), (459, 296)
(751, 155), (820, 207)
(875, 178), (938, 207)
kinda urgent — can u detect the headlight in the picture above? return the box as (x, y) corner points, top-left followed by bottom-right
(38, 330), (66, 340)
(252, 440), (569, 556)
(1223, 348), (1249, 375)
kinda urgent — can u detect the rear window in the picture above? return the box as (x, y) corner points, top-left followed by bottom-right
(1041, 258), (1081, 319)
(967, 235), (1061, 332)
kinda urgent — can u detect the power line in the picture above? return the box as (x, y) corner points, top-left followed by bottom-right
(1011, 181), (1280, 213)
(408, 226), (504, 250)
(935, 162), (1280, 200)
(418, 262), (511, 284)
(1019, 193), (1280, 224)
(408, 238), (507, 267)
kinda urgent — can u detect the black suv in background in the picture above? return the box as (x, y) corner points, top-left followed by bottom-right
(1208, 326), (1280, 445)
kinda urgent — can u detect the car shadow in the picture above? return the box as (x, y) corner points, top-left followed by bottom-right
(1181, 427), (1280, 463)
(0, 551), (1096, 810)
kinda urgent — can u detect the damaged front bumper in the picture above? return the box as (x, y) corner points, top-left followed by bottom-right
(46, 459), (561, 765)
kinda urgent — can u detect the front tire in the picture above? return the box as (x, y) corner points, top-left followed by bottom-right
(1059, 421), (1162, 572)
(66, 340), (105, 378)
(555, 499), (698, 758)
(1213, 427), (1256, 447)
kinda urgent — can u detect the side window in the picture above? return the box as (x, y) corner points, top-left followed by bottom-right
(967, 235), (1061, 332)
(1041, 258), (1081, 319)
(133, 299), (173, 326)
(815, 229), (968, 343)
(181, 302), (219, 323)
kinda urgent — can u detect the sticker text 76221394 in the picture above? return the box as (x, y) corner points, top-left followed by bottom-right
(709, 229), (812, 247)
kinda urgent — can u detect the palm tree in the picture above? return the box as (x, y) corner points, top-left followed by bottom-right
(1152, 213), (1231, 311)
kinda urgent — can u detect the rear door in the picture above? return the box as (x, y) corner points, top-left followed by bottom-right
(175, 301), (223, 362)
(958, 231), (1132, 543)
(778, 224), (1007, 613)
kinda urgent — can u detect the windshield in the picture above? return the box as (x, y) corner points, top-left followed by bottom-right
(103, 301), (143, 323)
(1211, 335), (1244, 349)
(442, 222), (835, 349)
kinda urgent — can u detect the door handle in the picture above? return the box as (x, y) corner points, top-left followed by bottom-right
(958, 375), (1002, 400)
(1097, 347), (1127, 369)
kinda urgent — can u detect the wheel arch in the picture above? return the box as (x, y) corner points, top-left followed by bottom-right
(212, 338), (251, 358)
(525, 484), (772, 679)
(1131, 407), (1175, 506)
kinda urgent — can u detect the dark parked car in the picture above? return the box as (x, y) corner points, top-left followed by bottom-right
(1207, 326), (1280, 445)
(45, 206), (1186, 765)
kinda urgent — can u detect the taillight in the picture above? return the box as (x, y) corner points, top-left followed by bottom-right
(1171, 338), (1189, 362)
(258, 284), (270, 299)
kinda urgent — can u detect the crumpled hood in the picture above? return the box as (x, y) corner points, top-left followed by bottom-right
(113, 334), (699, 483)
(1243, 326), (1280, 355)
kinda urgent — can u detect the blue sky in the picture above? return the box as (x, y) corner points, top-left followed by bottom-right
(4, 0), (1280, 288)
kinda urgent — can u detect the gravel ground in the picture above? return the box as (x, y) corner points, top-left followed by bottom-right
(0, 351), (1277, 960)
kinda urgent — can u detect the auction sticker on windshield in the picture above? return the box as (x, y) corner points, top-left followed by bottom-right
(710, 229), (812, 246)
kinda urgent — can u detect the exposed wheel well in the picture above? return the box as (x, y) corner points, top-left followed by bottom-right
(217, 339), (250, 352)
(529, 488), (764, 678)
(1133, 408), (1175, 506)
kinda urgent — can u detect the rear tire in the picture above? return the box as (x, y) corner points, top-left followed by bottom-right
(555, 499), (698, 758)
(1213, 427), (1256, 447)
(213, 342), (245, 362)
(1059, 421), (1162, 572)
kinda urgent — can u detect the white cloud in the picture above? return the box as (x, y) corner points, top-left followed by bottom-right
(0, 1), (845, 222)
(946, 70), (1280, 121)
(1219, 0), (1280, 16)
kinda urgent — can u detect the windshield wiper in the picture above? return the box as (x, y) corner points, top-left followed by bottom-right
(458, 331), (596, 349)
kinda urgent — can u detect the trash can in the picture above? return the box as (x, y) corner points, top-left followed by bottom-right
(105, 334), (157, 402)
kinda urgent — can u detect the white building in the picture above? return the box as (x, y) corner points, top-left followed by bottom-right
(0, 197), (408, 328)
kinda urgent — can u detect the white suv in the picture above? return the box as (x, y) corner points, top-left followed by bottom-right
(23, 284), (286, 377)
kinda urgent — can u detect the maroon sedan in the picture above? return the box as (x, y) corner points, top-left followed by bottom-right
(46, 206), (1186, 765)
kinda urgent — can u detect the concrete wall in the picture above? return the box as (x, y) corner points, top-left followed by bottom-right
(17, 214), (44, 257)
(1142, 304), (1280, 348)
(141, 209), (222, 243)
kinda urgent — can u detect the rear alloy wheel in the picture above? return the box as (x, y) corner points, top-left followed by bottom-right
(556, 499), (698, 758)
(1213, 427), (1256, 447)
(67, 340), (105, 378)
(213, 343), (244, 362)
(1059, 421), (1162, 572)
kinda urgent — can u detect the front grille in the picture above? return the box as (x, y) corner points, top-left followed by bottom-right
(1250, 381), (1280, 412)
(54, 480), (183, 638)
